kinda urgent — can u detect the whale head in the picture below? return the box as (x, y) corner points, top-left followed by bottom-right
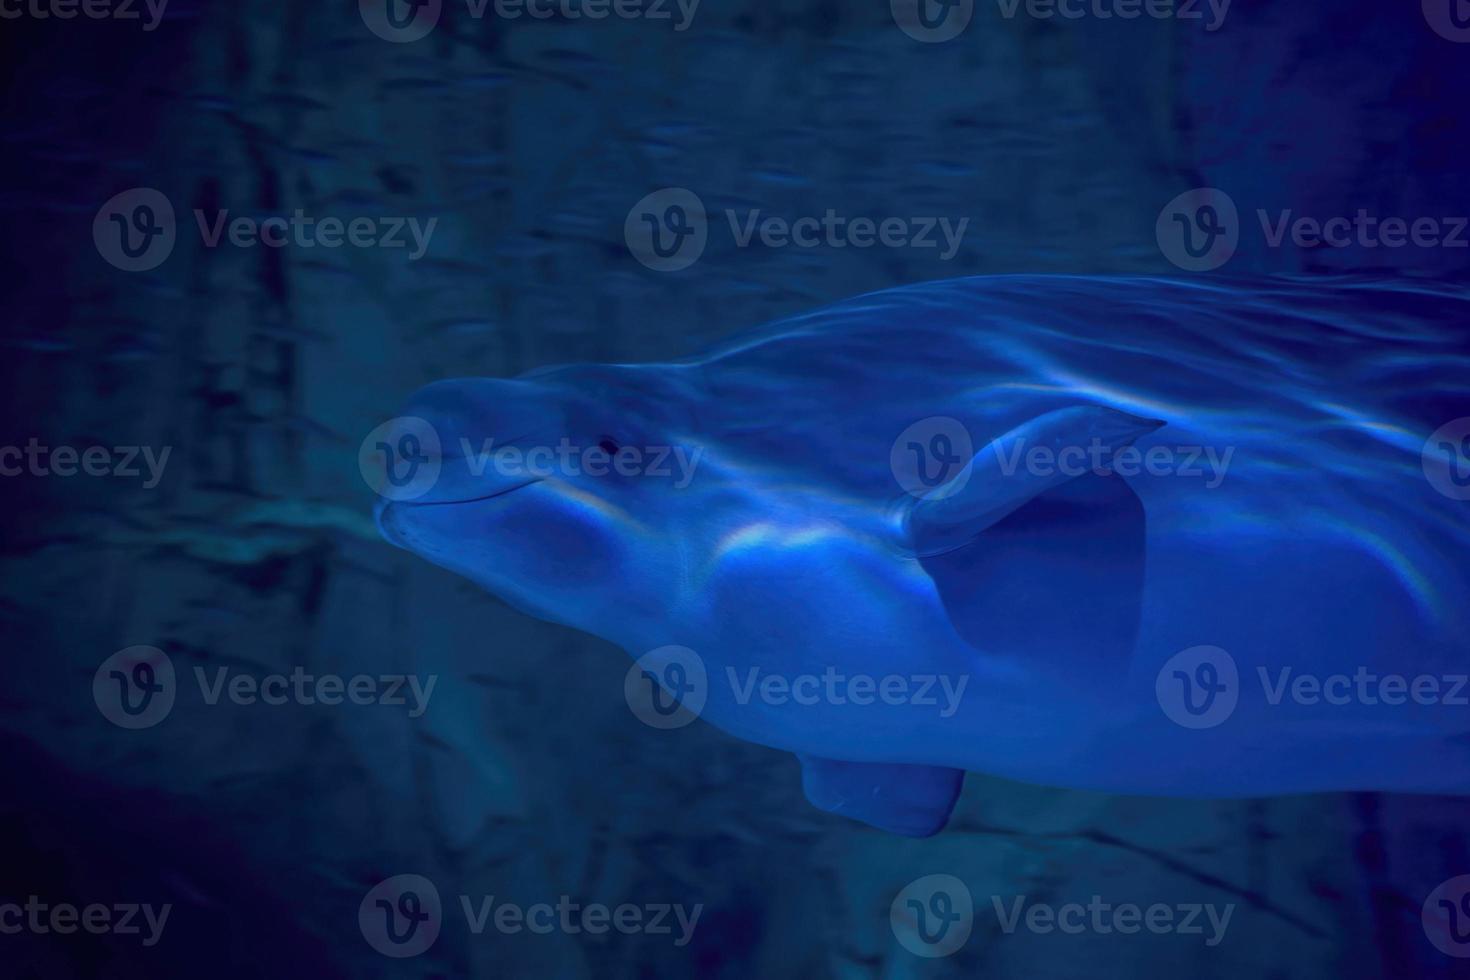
(371, 367), (705, 640)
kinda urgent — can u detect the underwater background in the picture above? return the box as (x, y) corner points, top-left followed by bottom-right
(1, 0), (1469, 977)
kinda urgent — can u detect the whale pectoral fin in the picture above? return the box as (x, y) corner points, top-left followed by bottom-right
(798, 755), (963, 837)
(906, 405), (1164, 557)
(922, 469), (1147, 691)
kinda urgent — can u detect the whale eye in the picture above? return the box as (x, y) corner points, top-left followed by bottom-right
(597, 437), (620, 455)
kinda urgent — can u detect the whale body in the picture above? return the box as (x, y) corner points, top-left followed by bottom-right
(374, 275), (1470, 836)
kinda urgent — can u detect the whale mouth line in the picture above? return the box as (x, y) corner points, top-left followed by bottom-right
(400, 476), (545, 507)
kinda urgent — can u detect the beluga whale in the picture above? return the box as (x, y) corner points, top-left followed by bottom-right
(372, 275), (1470, 836)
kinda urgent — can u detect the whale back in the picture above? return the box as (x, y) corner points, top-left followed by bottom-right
(683, 276), (1470, 520)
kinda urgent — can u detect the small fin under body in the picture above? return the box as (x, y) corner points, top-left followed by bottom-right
(798, 755), (964, 837)
(905, 405), (1164, 558)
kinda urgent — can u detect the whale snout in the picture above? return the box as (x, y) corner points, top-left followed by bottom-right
(380, 378), (567, 505)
